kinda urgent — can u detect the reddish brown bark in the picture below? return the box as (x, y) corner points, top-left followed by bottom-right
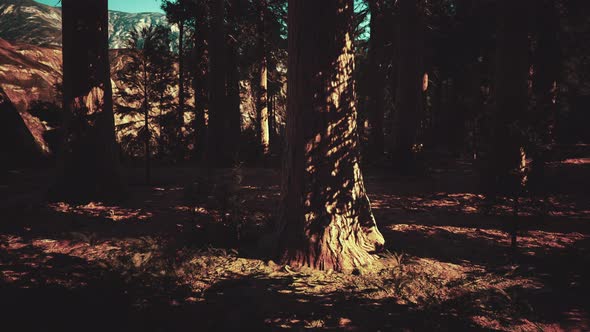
(278, 0), (385, 272)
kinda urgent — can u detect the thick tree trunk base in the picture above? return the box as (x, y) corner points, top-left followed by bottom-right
(279, 195), (385, 272)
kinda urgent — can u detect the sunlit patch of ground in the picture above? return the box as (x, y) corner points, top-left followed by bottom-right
(389, 224), (588, 250)
(561, 158), (590, 165)
(48, 201), (153, 222)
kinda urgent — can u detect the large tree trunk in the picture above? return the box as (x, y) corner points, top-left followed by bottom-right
(257, 0), (270, 157)
(193, 2), (209, 162)
(56, 0), (122, 202)
(485, 0), (530, 195)
(393, 0), (422, 171)
(367, 0), (386, 159)
(277, 0), (385, 272)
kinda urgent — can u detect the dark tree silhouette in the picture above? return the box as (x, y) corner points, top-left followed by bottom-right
(277, 0), (385, 272)
(55, 0), (122, 202)
(206, 0), (230, 167)
(163, 0), (192, 161)
(191, 0), (210, 162)
(116, 25), (175, 185)
(485, 0), (530, 195)
(366, 0), (387, 159)
(393, 0), (423, 171)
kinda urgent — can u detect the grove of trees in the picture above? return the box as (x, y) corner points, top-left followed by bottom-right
(54, 0), (590, 271)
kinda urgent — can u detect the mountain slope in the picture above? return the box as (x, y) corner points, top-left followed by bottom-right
(0, 0), (171, 49)
(0, 0), (62, 47)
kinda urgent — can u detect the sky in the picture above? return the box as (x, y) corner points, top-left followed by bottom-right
(36, 0), (164, 13)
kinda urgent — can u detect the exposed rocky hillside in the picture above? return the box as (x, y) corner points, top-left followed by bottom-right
(0, 38), (61, 112)
(0, 0), (171, 49)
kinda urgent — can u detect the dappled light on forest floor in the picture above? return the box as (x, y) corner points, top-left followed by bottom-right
(389, 224), (588, 250)
(1, 166), (589, 331)
(48, 202), (153, 222)
(561, 158), (590, 165)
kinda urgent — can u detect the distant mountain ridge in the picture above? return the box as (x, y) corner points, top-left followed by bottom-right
(0, 0), (172, 49)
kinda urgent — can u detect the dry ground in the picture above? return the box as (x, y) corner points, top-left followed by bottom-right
(1, 152), (589, 331)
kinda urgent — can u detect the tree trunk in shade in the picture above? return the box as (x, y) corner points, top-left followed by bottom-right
(393, 0), (422, 171)
(277, 0), (385, 272)
(226, 0), (242, 163)
(56, 0), (122, 202)
(193, 1), (209, 162)
(485, 0), (530, 195)
(177, 20), (186, 162)
(533, 0), (560, 145)
(367, 0), (386, 159)
(206, 0), (228, 166)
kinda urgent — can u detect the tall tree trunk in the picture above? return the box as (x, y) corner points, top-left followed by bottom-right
(144, 65), (151, 185)
(533, 0), (560, 145)
(225, 0), (242, 164)
(257, 0), (270, 157)
(367, 0), (386, 159)
(393, 0), (422, 171)
(177, 20), (185, 162)
(277, 0), (385, 272)
(144, 100), (151, 185)
(56, 0), (122, 202)
(486, 0), (530, 195)
(207, 0), (229, 166)
(193, 2), (209, 162)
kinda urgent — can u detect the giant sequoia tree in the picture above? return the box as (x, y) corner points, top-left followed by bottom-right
(56, 0), (121, 201)
(277, 0), (385, 272)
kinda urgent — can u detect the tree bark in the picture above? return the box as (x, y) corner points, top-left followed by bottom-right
(257, 0), (270, 157)
(277, 0), (385, 272)
(56, 0), (122, 202)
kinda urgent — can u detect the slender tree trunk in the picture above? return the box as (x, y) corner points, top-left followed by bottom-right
(144, 65), (151, 185)
(257, 0), (270, 157)
(486, 0), (530, 195)
(224, 0), (242, 164)
(534, 0), (560, 145)
(269, 94), (274, 153)
(177, 20), (185, 162)
(393, 0), (422, 171)
(367, 0), (386, 159)
(207, 0), (228, 166)
(56, 0), (122, 202)
(193, 2), (209, 162)
(277, 0), (385, 272)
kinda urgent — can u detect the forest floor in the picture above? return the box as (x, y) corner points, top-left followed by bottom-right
(1, 147), (590, 331)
